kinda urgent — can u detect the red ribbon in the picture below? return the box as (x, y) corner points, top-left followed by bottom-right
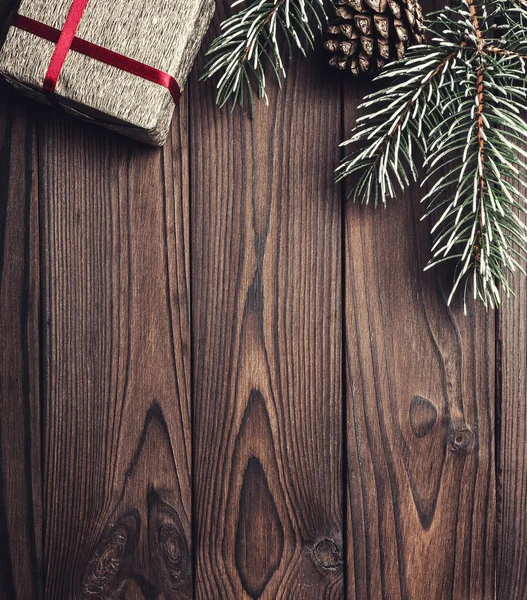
(43, 0), (90, 93)
(12, 2), (181, 103)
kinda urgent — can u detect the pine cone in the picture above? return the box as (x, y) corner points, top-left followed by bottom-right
(324, 0), (426, 75)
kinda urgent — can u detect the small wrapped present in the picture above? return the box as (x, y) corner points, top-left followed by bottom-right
(0, 0), (215, 145)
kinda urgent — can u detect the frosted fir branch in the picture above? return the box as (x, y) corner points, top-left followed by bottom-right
(337, 0), (527, 308)
(201, 0), (326, 110)
(422, 63), (527, 309)
(336, 44), (462, 206)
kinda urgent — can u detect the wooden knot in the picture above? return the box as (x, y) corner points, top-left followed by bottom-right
(448, 427), (475, 455)
(312, 539), (343, 571)
(80, 511), (139, 599)
(147, 489), (191, 592)
(157, 522), (189, 584)
(409, 396), (437, 438)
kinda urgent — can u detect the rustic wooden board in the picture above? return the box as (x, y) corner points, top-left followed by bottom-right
(0, 81), (42, 600)
(190, 7), (344, 598)
(37, 99), (192, 598)
(4, 0), (527, 596)
(497, 222), (527, 598)
(342, 83), (496, 600)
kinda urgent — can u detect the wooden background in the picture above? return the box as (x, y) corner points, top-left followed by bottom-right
(0, 0), (525, 597)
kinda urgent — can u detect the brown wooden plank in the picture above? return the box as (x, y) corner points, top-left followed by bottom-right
(343, 83), (496, 600)
(0, 81), (42, 600)
(38, 101), (192, 598)
(496, 214), (527, 598)
(190, 13), (344, 599)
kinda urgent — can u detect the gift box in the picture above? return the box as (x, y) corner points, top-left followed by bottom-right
(0, 0), (215, 145)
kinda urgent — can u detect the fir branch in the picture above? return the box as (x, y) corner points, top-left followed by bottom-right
(201, 0), (326, 110)
(338, 0), (527, 308)
(423, 0), (527, 308)
(423, 59), (527, 308)
(488, 46), (527, 58)
(336, 44), (461, 206)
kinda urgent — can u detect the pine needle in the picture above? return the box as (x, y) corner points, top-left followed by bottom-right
(201, 0), (327, 111)
(337, 0), (527, 308)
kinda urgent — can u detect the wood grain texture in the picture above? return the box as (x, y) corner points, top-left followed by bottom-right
(190, 9), (344, 598)
(38, 99), (192, 598)
(4, 0), (527, 595)
(497, 208), (527, 599)
(0, 81), (42, 600)
(343, 82), (496, 600)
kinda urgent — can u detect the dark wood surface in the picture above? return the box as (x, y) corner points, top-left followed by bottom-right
(37, 105), (192, 599)
(497, 203), (527, 599)
(0, 83), (42, 600)
(343, 83), (495, 600)
(190, 9), (343, 598)
(0, 0), (526, 598)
